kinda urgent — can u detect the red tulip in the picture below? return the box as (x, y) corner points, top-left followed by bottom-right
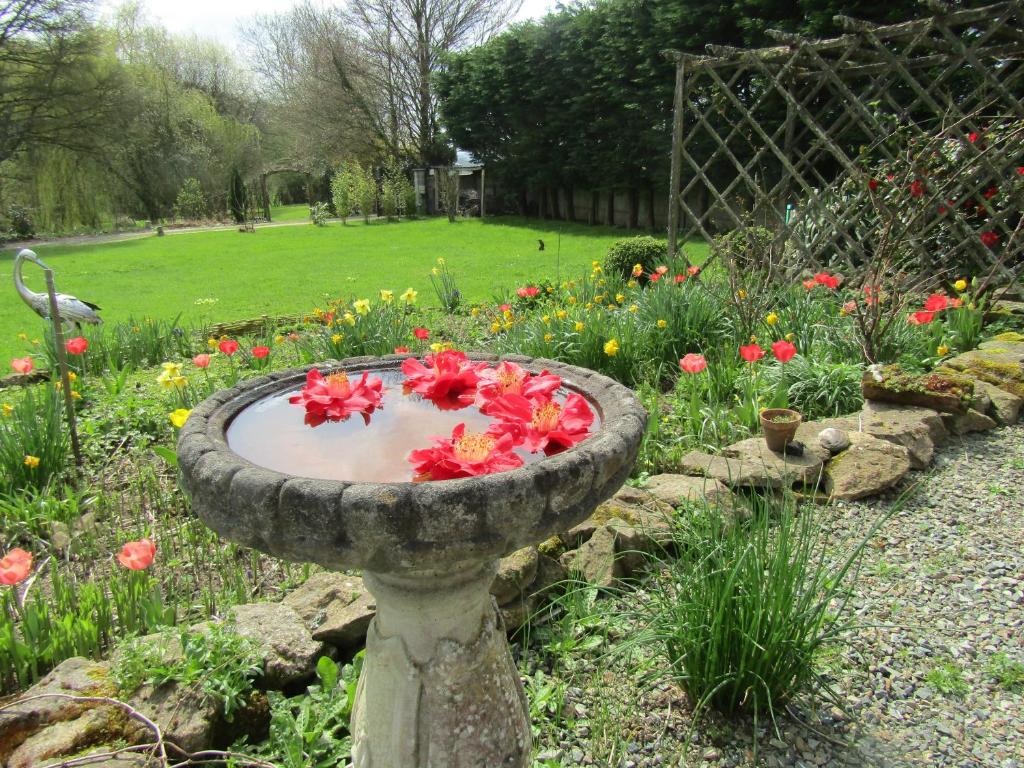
(813, 272), (840, 289)
(10, 357), (33, 375)
(65, 337), (88, 355)
(498, 303), (511, 312)
(414, 327), (430, 340)
(192, 354), (211, 368)
(654, 265), (669, 275)
(0, 548), (32, 585)
(218, 339), (239, 356)
(394, 346), (410, 354)
(673, 274), (686, 284)
(771, 340), (797, 363)
(739, 344), (765, 363)
(950, 298), (963, 309)
(909, 311), (935, 325)
(802, 278), (816, 291)
(117, 539), (156, 570)
(980, 231), (999, 248)
(409, 423), (523, 481)
(687, 265), (701, 277)
(923, 294), (949, 312)
(868, 178), (879, 191)
(679, 353), (707, 374)
(251, 346), (270, 359)
(648, 272), (662, 283)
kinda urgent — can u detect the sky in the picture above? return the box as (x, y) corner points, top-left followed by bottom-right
(98, 0), (560, 51)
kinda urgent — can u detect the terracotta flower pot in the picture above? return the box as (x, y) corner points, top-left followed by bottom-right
(760, 408), (802, 452)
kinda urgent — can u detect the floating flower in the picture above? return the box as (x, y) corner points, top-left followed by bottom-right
(909, 311), (935, 325)
(192, 353), (211, 368)
(23, 455), (40, 469)
(219, 339), (239, 356)
(771, 340), (797, 363)
(414, 327), (430, 340)
(379, 289), (394, 303)
(251, 346), (270, 359)
(401, 350), (484, 410)
(980, 231), (999, 248)
(765, 312), (778, 326)
(487, 393), (594, 455)
(289, 369), (384, 427)
(169, 409), (191, 428)
(604, 339), (619, 356)
(409, 423), (523, 481)
(65, 337), (88, 355)
(10, 357), (33, 375)
(679, 353), (707, 374)
(739, 343), (765, 363)
(923, 293), (949, 312)
(117, 538), (156, 570)
(954, 279), (968, 292)
(401, 288), (417, 304)
(0, 548), (32, 585)
(813, 272), (840, 289)
(476, 361), (561, 412)
(353, 299), (370, 315)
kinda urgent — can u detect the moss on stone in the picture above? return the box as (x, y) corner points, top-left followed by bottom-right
(538, 536), (565, 558)
(991, 331), (1024, 343)
(873, 364), (973, 402)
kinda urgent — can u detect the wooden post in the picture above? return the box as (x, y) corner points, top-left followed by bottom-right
(480, 168), (486, 218)
(667, 58), (686, 260)
(43, 270), (83, 477)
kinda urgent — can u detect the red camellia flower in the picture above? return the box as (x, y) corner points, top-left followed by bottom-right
(802, 278), (816, 291)
(10, 356), (33, 375)
(909, 179), (926, 198)
(868, 178), (879, 191)
(983, 186), (998, 200)
(219, 339), (239, 356)
(65, 337), (88, 355)
(771, 340), (798, 363)
(251, 346), (270, 359)
(923, 293), (949, 312)
(980, 231), (999, 248)
(192, 353), (211, 368)
(394, 346), (410, 354)
(909, 311), (935, 325)
(814, 272), (840, 289)
(486, 393), (594, 455)
(740, 343), (765, 363)
(679, 353), (707, 374)
(414, 327), (430, 340)
(0, 548), (32, 585)
(476, 361), (561, 412)
(289, 369), (384, 427)
(117, 539), (156, 570)
(401, 350), (484, 410)
(409, 423), (523, 481)
(938, 205), (948, 215)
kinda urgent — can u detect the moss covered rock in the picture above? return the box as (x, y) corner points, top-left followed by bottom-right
(862, 365), (973, 413)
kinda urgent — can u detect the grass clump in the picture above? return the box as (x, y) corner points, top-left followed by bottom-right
(925, 660), (970, 697)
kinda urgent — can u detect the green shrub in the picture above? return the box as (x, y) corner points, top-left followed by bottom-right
(174, 178), (207, 220)
(760, 355), (864, 420)
(2, 204), (35, 239)
(602, 236), (667, 281)
(309, 202), (331, 226)
(712, 227), (773, 272)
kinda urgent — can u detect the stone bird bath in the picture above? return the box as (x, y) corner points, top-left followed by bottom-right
(177, 353), (646, 768)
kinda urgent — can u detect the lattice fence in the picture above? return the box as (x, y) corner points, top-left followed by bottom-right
(665, 1), (1024, 285)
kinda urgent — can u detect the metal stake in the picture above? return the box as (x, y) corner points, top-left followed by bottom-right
(43, 269), (84, 477)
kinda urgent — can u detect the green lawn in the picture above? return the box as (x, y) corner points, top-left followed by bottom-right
(3, 216), (706, 363)
(268, 203), (313, 223)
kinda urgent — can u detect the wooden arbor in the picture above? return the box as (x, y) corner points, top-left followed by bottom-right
(665, 1), (1024, 283)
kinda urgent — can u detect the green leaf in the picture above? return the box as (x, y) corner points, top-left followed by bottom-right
(316, 655), (338, 691)
(152, 445), (178, 467)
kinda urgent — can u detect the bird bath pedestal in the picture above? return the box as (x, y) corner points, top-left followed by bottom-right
(177, 354), (645, 768)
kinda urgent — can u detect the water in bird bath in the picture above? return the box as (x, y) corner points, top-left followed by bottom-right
(227, 367), (599, 483)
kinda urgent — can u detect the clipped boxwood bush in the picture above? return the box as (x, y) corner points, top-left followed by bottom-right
(603, 236), (667, 280)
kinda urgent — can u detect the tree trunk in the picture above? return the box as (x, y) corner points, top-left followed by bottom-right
(260, 174), (271, 221)
(589, 190), (598, 225)
(646, 185), (656, 232)
(550, 187), (561, 220)
(518, 187), (528, 216)
(606, 189), (614, 227)
(628, 188), (639, 229)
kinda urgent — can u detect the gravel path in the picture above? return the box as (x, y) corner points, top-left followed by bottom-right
(527, 423), (1024, 768)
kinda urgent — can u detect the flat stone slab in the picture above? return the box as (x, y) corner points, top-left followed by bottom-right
(283, 571), (368, 628)
(970, 379), (1022, 425)
(310, 590), (376, 650)
(681, 437), (829, 489)
(228, 602), (326, 689)
(644, 474), (735, 509)
(823, 433), (911, 501)
(491, 547), (539, 605)
(942, 336), (1024, 399)
(830, 401), (949, 470)
(942, 408), (998, 435)
(560, 525), (619, 588)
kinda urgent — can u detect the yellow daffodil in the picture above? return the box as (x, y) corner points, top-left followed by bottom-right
(937, 344), (949, 356)
(17, 332), (28, 341)
(2, 403), (13, 417)
(657, 319), (667, 329)
(490, 321), (501, 333)
(503, 309), (513, 321)
(157, 362), (184, 389)
(71, 391), (81, 400)
(471, 307), (480, 317)
(401, 288), (418, 304)
(546, 286), (554, 293)
(331, 333), (343, 344)
(169, 408), (192, 429)
(207, 337), (218, 348)
(785, 332), (795, 342)
(954, 279), (967, 292)
(274, 335), (285, 345)
(354, 299), (370, 315)
(379, 290), (394, 303)
(542, 315), (551, 324)
(594, 295), (604, 304)
(544, 333), (554, 343)
(737, 289), (747, 300)
(627, 279), (638, 289)
(503, 321), (513, 331)
(431, 267), (440, 276)
(615, 293), (625, 304)
(632, 263), (643, 277)
(24, 455), (40, 469)
(430, 341), (452, 354)
(585, 302), (593, 310)
(343, 312), (356, 326)
(629, 304), (639, 313)
(67, 372), (77, 382)
(555, 310), (567, 320)
(437, 257), (445, 266)
(604, 339), (619, 356)
(766, 312), (778, 325)
(596, 278), (606, 287)
(31, 339), (39, 346)
(568, 296), (577, 305)
(574, 321), (585, 332)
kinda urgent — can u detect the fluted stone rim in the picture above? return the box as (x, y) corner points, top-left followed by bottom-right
(177, 353), (646, 573)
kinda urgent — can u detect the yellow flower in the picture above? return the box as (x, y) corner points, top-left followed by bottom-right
(629, 304), (639, 313)
(503, 309), (513, 321)
(737, 289), (747, 300)
(503, 321), (513, 331)
(491, 321), (501, 333)
(169, 408), (192, 429)
(596, 278), (606, 287)
(274, 334), (285, 345)
(766, 312), (778, 326)
(627, 279), (638, 289)
(591, 260), (601, 270)
(31, 339), (39, 346)
(430, 341), (452, 353)
(594, 295), (604, 304)
(471, 307), (480, 317)
(555, 310), (567, 320)
(2, 403), (13, 417)
(575, 321), (585, 332)
(632, 263), (643, 277)
(785, 332), (795, 342)
(343, 312), (356, 326)
(157, 362), (184, 389)
(132, 327), (140, 333)
(604, 339), (619, 356)
(432, 267), (440, 276)
(615, 293), (625, 304)
(67, 372), (77, 382)
(71, 390), (81, 400)
(544, 333), (554, 343)
(401, 288), (418, 304)
(585, 303), (593, 310)
(207, 337), (218, 348)
(542, 315), (551, 324)
(17, 333), (28, 341)
(568, 296), (577, 305)
(171, 376), (187, 389)
(379, 289), (394, 303)
(331, 333), (343, 344)
(937, 344), (949, 356)
(657, 319), (667, 329)
(437, 257), (445, 266)
(354, 299), (370, 315)
(24, 455), (40, 469)
(954, 279), (967, 292)
(546, 286), (554, 293)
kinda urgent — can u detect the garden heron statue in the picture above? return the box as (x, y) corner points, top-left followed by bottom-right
(13, 248), (102, 330)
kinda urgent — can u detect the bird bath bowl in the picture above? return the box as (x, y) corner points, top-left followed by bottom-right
(177, 353), (646, 768)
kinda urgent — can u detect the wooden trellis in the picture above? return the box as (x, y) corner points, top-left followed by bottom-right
(665, 1), (1024, 282)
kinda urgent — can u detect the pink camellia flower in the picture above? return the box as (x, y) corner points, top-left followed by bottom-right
(117, 539), (156, 570)
(251, 346), (270, 359)
(192, 353), (211, 368)
(980, 231), (999, 248)
(771, 340), (798, 363)
(679, 353), (707, 374)
(65, 337), (88, 355)
(401, 350), (484, 410)
(414, 327), (430, 340)
(813, 272), (840, 289)
(409, 422), (523, 481)
(0, 548), (32, 585)
(11, 357), (33, 375)
(923, 293), (949, 312)
(476, 361), (561, 412)
(394, 346), (410, 354)
(289, 369), (384, 427)
(218, 339), (239, 356)
(740, 343), (765, 363)
(909, 179), (926, 198)
(909, 311), (935, 325)
(485, 393), (594, 456)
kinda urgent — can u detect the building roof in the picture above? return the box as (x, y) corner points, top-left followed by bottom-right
(454, 149), (484, 170)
